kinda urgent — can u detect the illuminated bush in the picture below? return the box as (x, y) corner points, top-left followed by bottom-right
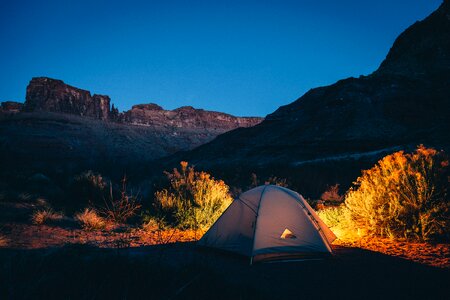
(342, 146), (449, 241)
(317, 205), (357, 240)
(154, 161), (232, 230)
(74, 208), (106, 230)
(31, 208), (64, 225)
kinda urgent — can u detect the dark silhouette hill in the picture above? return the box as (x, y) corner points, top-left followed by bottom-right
(160, 1), (450, 197)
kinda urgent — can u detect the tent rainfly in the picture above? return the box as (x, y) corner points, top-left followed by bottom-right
(198, 185), (336, 264)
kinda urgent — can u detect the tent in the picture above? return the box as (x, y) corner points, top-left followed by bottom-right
(198, 185), (336, 264)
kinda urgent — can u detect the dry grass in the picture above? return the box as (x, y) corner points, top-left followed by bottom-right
(98, 176), (141, 224)
(0, 234), (8, 247)
(74, 208), (106, 230)
(31, 208), (64, 225)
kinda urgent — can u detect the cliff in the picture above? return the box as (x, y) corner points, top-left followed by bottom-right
(0, 101), (23, 113)
(24, 77), (111, 120)
(21, 77), (262, 131)
(123, 104), (262, 131)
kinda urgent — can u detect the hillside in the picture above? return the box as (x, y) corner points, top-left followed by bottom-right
(160, 1), (450, 196)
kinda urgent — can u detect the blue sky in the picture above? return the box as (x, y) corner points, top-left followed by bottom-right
(0, 0), (442, 116)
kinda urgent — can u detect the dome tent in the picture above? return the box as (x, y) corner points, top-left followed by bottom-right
(198, 185), (336, 264)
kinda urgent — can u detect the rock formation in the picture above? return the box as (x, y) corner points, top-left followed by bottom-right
(0, 78), (262, 182)
(24, 77), (111, 120)
(21, 77), (263, 131)
(122, 103), (262, 131)
(0, 101), (23, 113)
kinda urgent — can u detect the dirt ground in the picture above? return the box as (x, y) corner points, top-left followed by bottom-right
(335, 238), (450, 269)
(1, 201), (449, 299)
(1, 242), (449, 299)
(2, 220), (449, 268)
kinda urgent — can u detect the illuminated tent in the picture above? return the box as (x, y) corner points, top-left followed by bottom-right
(198, 185), (336, 264)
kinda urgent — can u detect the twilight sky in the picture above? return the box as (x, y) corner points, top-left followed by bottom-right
(0, 0), (442, 117)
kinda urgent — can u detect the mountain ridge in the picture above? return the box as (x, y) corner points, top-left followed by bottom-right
(157, 0), (450, 196)
(8, 76), (262, 128)
(0, 78), (262, 185)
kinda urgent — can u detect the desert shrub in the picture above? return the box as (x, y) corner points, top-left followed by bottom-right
(249, 173), (289, 188)
(317, 205), (357, 240)
(315, 184), (344, 210)
(320, 184), (344, 203)
(343, 146), (449, 241)
(265, 176), (288, 187)
(74, 208), (106, 230)
(153, 161), (232, 230)
(98, 176), (141, 224)
(31, 208), (64, 225)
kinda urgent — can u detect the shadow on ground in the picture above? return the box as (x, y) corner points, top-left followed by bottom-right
(0, 242), (448, 300)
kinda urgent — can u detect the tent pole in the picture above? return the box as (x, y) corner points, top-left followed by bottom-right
(249, 185), (268, 267)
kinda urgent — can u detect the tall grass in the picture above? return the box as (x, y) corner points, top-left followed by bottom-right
(153, 161), (232, 230)
(318, 146), (449, 241)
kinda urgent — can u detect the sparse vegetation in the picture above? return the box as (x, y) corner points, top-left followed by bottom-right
(318, 146), (449, 242)
(249, 173), (289, 188)
(74, 208), (106, 230)
(31, 208), (64, 225)
(153, 161), (232, 230)
(98, 176), (141, 224)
